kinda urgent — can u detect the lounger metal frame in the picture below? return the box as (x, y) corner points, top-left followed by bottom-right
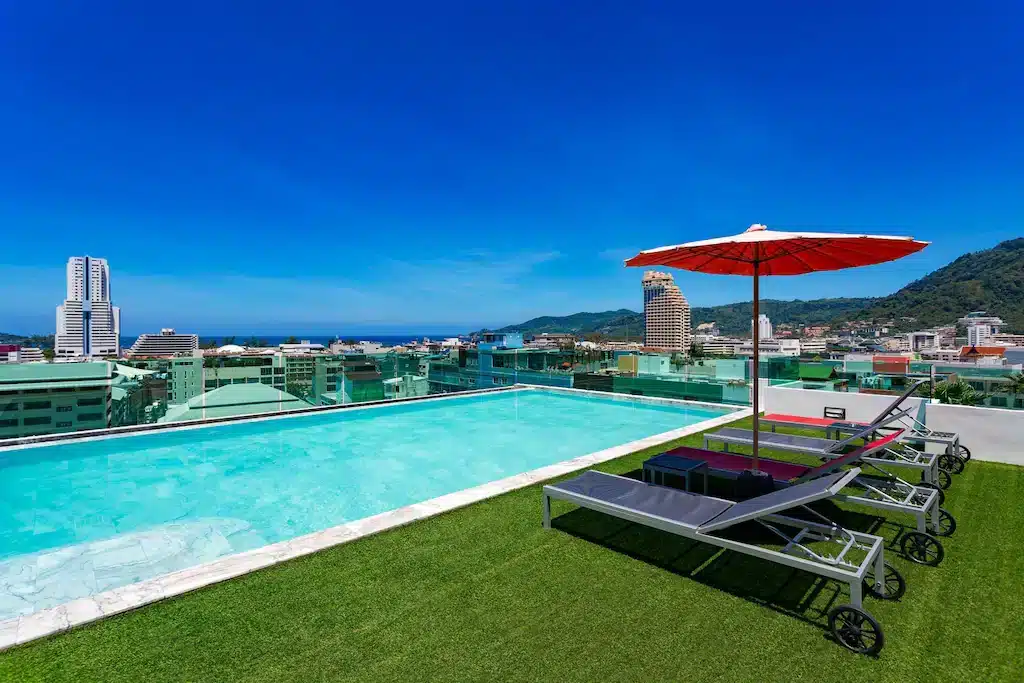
(705, 427), (942, 488)
(690, 449), (943, 535)
(542, 469), (890, 610)
(763, 377), (965, 457)
(759, 406), (915, 441)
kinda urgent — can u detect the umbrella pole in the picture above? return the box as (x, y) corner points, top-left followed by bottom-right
(752, 261), (760, 473)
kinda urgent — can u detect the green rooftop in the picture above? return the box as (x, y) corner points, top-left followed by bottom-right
(113, 363), (157, 379)
(798, 363), (839, 381)
(0, 361), (112, 385)
(0, 416), (1020, 681)
(0, 379), (112, 393)
(159, 383), (306, 423)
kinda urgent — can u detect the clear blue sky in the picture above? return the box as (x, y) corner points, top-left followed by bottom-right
(1, 2), (1021, 335)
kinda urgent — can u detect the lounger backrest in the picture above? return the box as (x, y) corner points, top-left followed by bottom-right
(698, 468), (860, 533)
(869, 379), (929, 426)
(795, 430), (904, 482)
(828, 420), (883, 451)
(870, 405), (916, 430)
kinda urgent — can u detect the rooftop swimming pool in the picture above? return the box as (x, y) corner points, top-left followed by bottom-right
(0, 388), (735, 620)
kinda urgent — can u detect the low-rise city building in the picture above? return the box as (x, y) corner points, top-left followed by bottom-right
(799, 338), (830, 356)
(0, 362), (114, 439)
(699, 337), (742, 356)
(126, 328), (199, 358)
(738, 338), (799, 356)
(907, 331), (940, 353)
(0, 345), (45, 364)
(695, 322), (720, 338)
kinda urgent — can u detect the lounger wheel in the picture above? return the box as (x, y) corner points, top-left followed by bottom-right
(938, 453), (965, 475)
(863, 561), (906, 601)
(901, 531), (945, 566)
(916, 481), (946, 505)
(935, 469), (952, 490)
(936, 508), (956, 537)
(956, 445), (971, 462)
(828, 605), (885, 656)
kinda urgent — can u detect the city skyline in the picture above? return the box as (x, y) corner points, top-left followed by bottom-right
(2, 3), (1023, 332)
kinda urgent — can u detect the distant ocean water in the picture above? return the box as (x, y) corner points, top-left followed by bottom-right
(119, 334), (461, 348)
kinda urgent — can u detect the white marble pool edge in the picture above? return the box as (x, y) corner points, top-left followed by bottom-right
(0, 389), (750, 650)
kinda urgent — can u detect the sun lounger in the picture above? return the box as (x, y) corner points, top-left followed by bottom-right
(660, 431), (951, 566)
(705, 422), (951, 491)
(543, 468), (900, 655)
(760, 378), (970, 467)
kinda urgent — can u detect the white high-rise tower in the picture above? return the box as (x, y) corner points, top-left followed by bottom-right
(55, 256), (121, 358)
(752, 314), (773, 340)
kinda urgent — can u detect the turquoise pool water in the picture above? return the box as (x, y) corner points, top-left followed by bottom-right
(0, 389), (731, 619)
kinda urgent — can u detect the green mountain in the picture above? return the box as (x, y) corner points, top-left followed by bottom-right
(691, 298), (877, 335)
(0, 333), (55, 347)
(482, 310), (642, 336)
(485, 299), (877, 337)
(486, 237), (1024, 336)
(855, 238), (1024, 331)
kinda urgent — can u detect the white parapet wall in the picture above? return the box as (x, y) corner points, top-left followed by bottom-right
(765, 384), (929, 425)
(925, 403), (1024, 466)
(764, 384), (1023, 466)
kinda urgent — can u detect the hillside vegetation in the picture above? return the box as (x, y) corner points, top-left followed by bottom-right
(486, 238), (1024, 336)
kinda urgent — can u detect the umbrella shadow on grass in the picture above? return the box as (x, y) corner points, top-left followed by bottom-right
(552, 506), (848, 634)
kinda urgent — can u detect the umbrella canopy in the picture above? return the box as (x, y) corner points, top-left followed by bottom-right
(626, 224), (928, 473)
(624, 224), (929, 274)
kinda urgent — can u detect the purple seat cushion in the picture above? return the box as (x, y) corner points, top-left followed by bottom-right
(664, 446), (810, 482)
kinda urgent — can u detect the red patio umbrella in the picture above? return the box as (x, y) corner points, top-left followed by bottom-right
(625, 224), (928, 473)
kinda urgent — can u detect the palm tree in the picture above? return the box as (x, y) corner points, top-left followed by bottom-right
(933, 379), (987, 406)
(1000, 372), (1024, 395)
(284, 336), (299, 345)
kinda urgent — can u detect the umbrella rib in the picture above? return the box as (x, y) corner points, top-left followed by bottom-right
(783, 248), (818, 274)
(756, 240), (830, 264)
(812, 244), (861, 269)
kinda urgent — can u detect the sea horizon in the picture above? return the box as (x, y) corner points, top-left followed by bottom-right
(117, 333), (465, 348)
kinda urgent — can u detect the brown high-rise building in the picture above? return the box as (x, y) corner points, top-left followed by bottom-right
(641, 271), (692, 351)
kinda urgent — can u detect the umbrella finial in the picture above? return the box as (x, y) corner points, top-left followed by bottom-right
(746, 223), (768, 232)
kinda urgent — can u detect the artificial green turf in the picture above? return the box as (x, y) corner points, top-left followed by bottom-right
(1, 417), (1023, 682)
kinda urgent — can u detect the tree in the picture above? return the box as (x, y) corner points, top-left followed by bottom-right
(1000, 372), (1024, 394)
(688, 342), (704, 359)
(933, 379), (988, 406)
(341, 338), (358, 345)
(222, 336), (236, 346)
(42, 348), (55, 361)
(201, 339), (219, 350)
(246, 336), (266, 347)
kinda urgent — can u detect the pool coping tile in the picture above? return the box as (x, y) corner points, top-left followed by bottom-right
(0, 388), (749, 651)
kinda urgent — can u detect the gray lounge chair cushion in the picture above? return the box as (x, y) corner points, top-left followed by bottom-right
(715, 427), (841, 453)
(549, 471), (732, 528)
